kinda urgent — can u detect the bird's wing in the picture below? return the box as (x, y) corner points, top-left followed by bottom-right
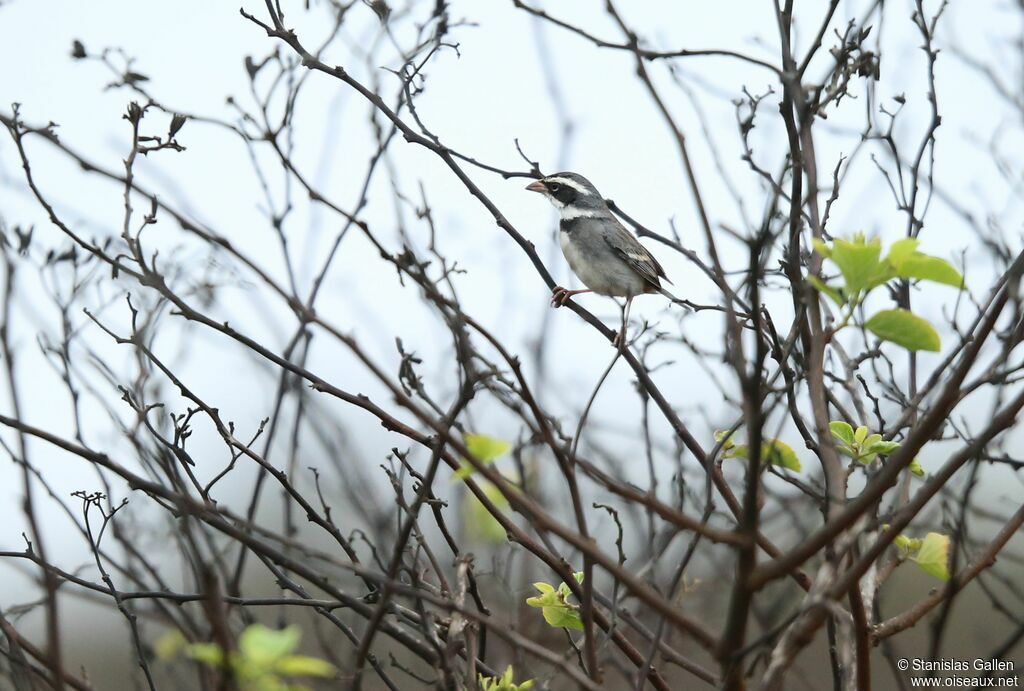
(602, 220), (668, 288)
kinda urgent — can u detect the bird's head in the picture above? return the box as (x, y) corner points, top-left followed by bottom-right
(525, 172), (607, 217)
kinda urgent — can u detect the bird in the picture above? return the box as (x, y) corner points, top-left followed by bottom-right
(526, 172), (677, 344)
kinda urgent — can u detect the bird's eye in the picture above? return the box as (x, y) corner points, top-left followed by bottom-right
(548, 183), (561, 192)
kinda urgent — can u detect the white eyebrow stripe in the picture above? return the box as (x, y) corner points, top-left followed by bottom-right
(544, 176), (590, 194)
(560, 207), (601, 220)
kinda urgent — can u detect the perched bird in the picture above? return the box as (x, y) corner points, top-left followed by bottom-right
(526, 172), (676, 342)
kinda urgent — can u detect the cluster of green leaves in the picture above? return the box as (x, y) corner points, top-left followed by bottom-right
(715, 431), (802, 472)
(479, 665), (535, 691)
(810, 235), (964, 352)
(157, 624), (335, 691)
(893, 531), (951, 581)
(829, 421), (923, 476)
(525, 572), (584, 630)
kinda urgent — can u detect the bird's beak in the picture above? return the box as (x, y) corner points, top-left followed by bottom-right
(525, 180), (547, 194)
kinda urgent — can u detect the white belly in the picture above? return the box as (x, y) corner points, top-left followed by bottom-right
(559, 230), (647, 297)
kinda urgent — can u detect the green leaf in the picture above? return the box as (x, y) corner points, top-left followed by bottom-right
(155, 630), (187, 661)
(830, 237), (882, 293)
(239, 625), (300, 665)
(864, 262), (898, 291)
(479, 665), (535, 691)
(762, 439), (801, 471)
(829, 421), (856, 446)
(526, 577), (584, 631)
(853, 426), (869, 444)
(713, 430), (735, 451)
(895, 253), (965, 289)
(808, 275), (845, 306)
(540, 604), (583, 630)
(865, 309), (941, 352)
(726, 439), (801, 471)
(911, 532), (951, 581)
(908, 457), (925, 477)
(185, 642), (226, 666)
(465, 433), (511, 462)
(454, 433), (511, 480)
(464, 480), (510, 544)
(274, 655), (337, 678)
(811, 238), (832, 258)
(886, 238), (920, 267)
(866, 440), (901, 456)
(893, 533), (918, 553)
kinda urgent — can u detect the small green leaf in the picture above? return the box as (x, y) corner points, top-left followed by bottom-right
(155, 630), (187, 660)
(726, 439), (801, 471)
(893, 533), (916, 553)
(866, 440), (901, 456)
(524, 593), (546, 607)
(714, 430), (736, 451)
(274, 655), (337, 677)
(886, 238), (920, 267)
(895, 253), (964, 289)
(864, 262), (898, 291)
(854, 426), (869, 444)
(829, 421), (856, 446)
(908, 458), (925, 477)
(763, 439), (801, 471)
(911, 532), (951, 581)
(865, 309), (941, 352)
(830, 237), (882, 293)
(464, 480), (510, 544)
(465, 433), (511, 462)
(185, 642), (226, 666)
(239, 625), (300, 665)
(541, 605), (583, 630)
(479, 665), (535, 691)
(454, 433), (511, 480)
(811, 238), (832, 258)
(531, 582), (554, 595)
(808, 275), (845, 306)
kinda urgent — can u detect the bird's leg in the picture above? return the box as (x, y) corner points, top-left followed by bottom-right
(550, 287), (592, 308)
(613, 296), (633, 350)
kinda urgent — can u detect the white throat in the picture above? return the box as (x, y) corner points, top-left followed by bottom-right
(559, 205), (601, 221)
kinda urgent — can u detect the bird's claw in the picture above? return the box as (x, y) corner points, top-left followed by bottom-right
(551, 286), (571, 308)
